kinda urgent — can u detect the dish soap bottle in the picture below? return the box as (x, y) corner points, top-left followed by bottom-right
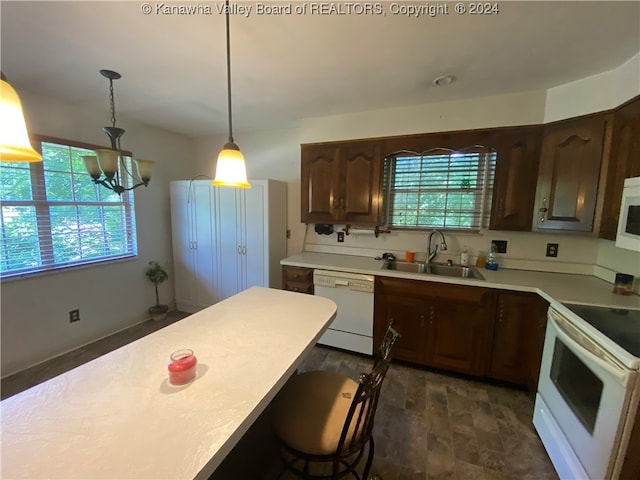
(485, 243), (499, 271)
(460, 246), (469, 266)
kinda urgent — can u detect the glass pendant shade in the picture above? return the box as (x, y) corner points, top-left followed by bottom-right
(134, 159), (155, 182)
(0, 79), (42, 162)
(82, 155), (101, 179)
(212, 142), (250, 188)
(95, 149), (119, 178)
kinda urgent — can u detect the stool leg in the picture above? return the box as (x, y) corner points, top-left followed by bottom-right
(362, 436), (375, 480)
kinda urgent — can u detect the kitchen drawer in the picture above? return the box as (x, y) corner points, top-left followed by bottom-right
(282, 266), (314, 295)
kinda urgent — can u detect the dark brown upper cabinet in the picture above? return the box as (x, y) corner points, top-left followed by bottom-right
(532, 113), (611, 233)
(489, 126), (543, 231)
(301, 140), (383, 225)
(599, 97), (640, 240)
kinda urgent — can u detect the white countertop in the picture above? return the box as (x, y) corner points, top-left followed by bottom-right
(1, 287), (337, 480)
(282, 252), (640, 310)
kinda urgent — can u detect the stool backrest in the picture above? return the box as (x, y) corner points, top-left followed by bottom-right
(336, 322), (401, 457)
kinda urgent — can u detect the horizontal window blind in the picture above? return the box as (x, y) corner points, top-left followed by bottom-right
(386, 146), (496, 231)
(0, 139), (137, 278)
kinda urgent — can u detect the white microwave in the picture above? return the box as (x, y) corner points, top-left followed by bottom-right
(616, 176), (640, 251)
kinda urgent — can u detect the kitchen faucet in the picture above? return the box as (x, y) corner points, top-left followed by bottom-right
(427, 229), (448, 263)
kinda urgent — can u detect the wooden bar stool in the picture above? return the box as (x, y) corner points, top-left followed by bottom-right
(271, 322), (401, 479)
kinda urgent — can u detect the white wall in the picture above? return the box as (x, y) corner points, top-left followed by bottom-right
(1, 92), (197, 376)
(544, 52), (640, 122)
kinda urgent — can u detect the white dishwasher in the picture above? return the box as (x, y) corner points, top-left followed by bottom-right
(313, 270), (375, 355)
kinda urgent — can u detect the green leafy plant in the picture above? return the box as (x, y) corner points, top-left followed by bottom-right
(145, 261), (169, 314)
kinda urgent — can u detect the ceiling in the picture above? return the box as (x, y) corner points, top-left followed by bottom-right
(1, 1), (639, 138)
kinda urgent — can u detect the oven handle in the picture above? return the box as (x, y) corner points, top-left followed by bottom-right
(548, 308), (631, 386)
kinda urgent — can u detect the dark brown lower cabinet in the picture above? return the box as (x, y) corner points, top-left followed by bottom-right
(488, 292), (549, 392)
(374, 277), (496, 377)
(374, 277), (549, 391)
(282, 266), (314, 294)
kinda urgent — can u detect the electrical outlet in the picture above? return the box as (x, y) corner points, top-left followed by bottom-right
(286, 229), (291, 239)
(69, 309), (80, 323)
(337, 232), (345, 243)
(546, 243), (559, 257)
(492, 240), (508, 254)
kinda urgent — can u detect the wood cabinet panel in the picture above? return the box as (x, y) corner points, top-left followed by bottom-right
(374, 277), (495, 377)
(488, 292), (548, 391)
(375, 276), (549, 390)
(301, 145), (341, 223)
(374, 293), (426, 364)
(425, 297), (495, 376)
(341, 141), (383, 224)
(600, 96), (640, 240)
(301, 141), (383, 226)
(282, 266), (314, 294)
(489, 127), (543, 231)
(533, 114), (610, 232)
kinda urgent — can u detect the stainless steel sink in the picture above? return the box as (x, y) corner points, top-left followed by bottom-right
(383, 261), (485, 280)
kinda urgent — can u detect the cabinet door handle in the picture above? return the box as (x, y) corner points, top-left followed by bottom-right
(420, 313), (424, 329)
(539, 196), (548, 223)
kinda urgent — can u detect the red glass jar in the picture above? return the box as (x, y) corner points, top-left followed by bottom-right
(168, 349), (197, 385)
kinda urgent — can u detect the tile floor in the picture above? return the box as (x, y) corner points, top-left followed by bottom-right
(1, 312), (558, 479)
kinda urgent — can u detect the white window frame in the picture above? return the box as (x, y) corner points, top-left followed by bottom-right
(0, 136), (138, 279)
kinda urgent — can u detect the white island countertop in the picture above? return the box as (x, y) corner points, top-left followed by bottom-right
(282, 252), (640, 310)
(1, 287), (337, 480)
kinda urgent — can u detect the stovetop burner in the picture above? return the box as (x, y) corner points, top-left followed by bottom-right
(563, 303), (640, 358)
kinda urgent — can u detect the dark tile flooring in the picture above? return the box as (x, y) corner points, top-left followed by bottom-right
(1, 312), (558, 479)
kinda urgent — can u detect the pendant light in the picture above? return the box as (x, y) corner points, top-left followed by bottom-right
(0, 73), (42, 162)
(81, 69), (155, 195)
(212, 0), (250, 188)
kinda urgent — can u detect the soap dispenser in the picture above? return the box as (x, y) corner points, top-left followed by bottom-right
(460, 246), (469, 266)
(485, 243), (499, 271)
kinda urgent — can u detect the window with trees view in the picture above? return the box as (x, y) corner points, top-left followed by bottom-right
(385, 146), (496, 231)
(0, 136), (137, 279)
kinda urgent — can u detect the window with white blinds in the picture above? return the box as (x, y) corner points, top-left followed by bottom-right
(0, 137), (137, 279)
(385, 146), (496, 231)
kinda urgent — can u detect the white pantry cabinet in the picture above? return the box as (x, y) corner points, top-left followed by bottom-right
(170, 179), (287, 313)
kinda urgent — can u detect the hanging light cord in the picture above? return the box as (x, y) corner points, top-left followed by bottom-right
(225, 0), (234, 145)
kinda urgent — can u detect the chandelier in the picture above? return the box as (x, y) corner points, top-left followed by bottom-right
(82, 69), (154, 195)
(212, 0), (250, 188)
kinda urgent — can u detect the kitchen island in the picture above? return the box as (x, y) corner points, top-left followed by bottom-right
(1, 287), (337, 479)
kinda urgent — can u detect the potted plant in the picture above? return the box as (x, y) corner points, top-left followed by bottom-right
(145, 261), (169, 321)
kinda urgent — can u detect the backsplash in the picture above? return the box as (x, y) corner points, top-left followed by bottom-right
(303, 225), (640, 292)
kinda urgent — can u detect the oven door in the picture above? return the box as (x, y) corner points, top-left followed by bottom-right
(535, 308), (634, 479)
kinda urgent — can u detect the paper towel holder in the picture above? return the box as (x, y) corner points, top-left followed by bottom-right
(342, 224), (391, 238)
